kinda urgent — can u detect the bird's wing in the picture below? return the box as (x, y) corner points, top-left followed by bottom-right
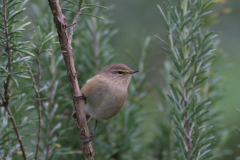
(81, 75), (110, 110)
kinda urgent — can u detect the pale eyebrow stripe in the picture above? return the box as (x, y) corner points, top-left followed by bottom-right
(114, 69), (129, 72)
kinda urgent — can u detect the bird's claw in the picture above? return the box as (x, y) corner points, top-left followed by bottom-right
(79, 93), (86, 101)
(83, 120), (97, 143)
(83, 135), (94, 143)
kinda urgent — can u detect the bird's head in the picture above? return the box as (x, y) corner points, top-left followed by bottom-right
(99, 63), (138, 86)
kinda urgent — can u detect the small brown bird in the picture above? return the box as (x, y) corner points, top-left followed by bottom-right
(72, 63), (138, 142)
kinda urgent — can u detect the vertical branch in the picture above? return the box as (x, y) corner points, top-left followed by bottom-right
(35, 54), (42, 160)
(169, 128), (174, 160)
(0, 92), (3, 105)
(3, 1), (11, 92)
(18, 52), (42, 160)
(184, 87), (192, 156)
(181, 0), (189, 58)
(47, 0), (94, 159)
(181, 0), (192, 157)
(37, 54), (42, 90)
(2, 1), (27, 159)
(5, 107), (27, 160)
(158, 0), (217, 159)
(45, 84), (55, 160)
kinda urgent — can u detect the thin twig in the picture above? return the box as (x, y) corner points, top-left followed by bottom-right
(184, 87), (192, 159)
(5, 107), (27, 159)
(45, 83), (55, 160)
(2, 1), (27, 159)
(0, 91), (4, 103)
(169, 122), (174, 160)
(37, 54), (42, 90)
(18, 52), (42, 160)
(181, 0), (192, 158)
(68, 8), (82, 44)
(67, 22), (76, 28)
(47, 0), (94, 159)
(35, 53), (42, 160)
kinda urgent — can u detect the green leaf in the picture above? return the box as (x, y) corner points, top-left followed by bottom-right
(11, 48), (35, 56)
(79, 0), (83, 9)
(62, 8), (77, 14)
(9, 22), (31, 35)
(155, 35), (168, 46)
(8, 8), (26, 23)
(66, 0), (78, 6)
(12, 56), (31, 63)
(199, 10), (213, 19)
(195, 99), (211, 111)
(169, 114), (181, 126)
(83, 4), (108, 9)
(199, 126), (213, 141)
(52, 123), (62, 134)
(81, 7), (93, 11)
(42, 35), (57, 46)
(7, 1), (21, 10)
(14, 74), (30, 79)
(157, 5), (168, 24)
(10, 75), (19, 88)
(236, 127), (240, 133)
(84, 0), (89, 4)
(193, 77), (208, 87)
(81, 13), (105, 21)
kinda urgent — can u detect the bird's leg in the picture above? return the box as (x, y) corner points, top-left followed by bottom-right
(84, 120), (98, 143)
(72, 112), (92, 122)
(86, 115), (92, 122)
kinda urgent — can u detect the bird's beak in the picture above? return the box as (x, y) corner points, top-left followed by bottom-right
(129, 70), (139, 74)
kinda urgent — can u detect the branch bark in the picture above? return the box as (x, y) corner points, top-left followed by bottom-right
(68, 9), (82, 44)
(47, 0), (94, 159)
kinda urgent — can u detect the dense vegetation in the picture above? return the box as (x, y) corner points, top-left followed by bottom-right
(0, 0), (238, 159)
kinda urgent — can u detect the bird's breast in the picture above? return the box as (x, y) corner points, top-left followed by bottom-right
(84, 82), (128, 120)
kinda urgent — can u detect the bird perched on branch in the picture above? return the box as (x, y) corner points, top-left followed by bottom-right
(72, 63), (138, 142)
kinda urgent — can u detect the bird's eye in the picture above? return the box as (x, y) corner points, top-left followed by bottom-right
(118, 71), (123, 74)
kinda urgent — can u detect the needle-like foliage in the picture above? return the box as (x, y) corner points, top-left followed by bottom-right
(156, 0), (228, 159)
(0, 0), (234, 159)
(0, 0), (34, 159)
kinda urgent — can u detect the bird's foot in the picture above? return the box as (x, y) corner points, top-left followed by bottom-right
(83, 120), (98, 143)
(79, 93), (86, 101)
(83, 134), (95, 143)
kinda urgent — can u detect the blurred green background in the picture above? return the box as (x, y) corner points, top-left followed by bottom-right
(99, 0), (240, 158)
